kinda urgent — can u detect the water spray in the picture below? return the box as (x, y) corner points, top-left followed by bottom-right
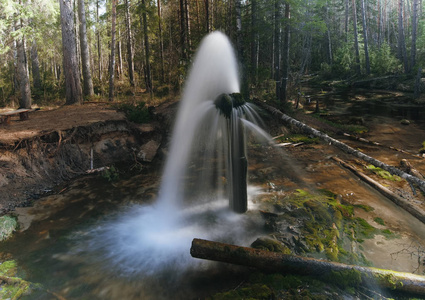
(214, 93), (248, 213)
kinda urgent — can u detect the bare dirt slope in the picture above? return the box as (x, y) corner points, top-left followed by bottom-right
(0, 103), (125, 146)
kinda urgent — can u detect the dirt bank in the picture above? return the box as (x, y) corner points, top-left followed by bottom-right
(0, 103), (165, 214)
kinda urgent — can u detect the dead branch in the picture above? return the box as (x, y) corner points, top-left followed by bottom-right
(332, 156), (425, 224)
(257, 102), (425, 194)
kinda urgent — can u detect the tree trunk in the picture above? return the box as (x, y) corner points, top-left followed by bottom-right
(190, 238), (425, 296)
(273, 0), (280, 100)
(59, 0), (83, 105)
(117, 28), (123, 79)
(16, 30), (31, 108)
(280, 2), (290, 105)
(257, 102), (425, 195)
(352, 0), (361, 75)
(205, 0), (210, 33)
(141, 0), (153, 96)
(78, 0), (94, 97)
(360, 0), (370, 74)
(414, 67), (422, 99)
(398, 0), (409, 73)
(108, 0), (117, 102)
(96, 0), (102, 81)
(345, 0), (349, 42)
(157, 0), (165, 83)
(125, 0), (135, 87)
(180, 0), (187, 60)
(410, 0), (418, 69)
(185, 0), (191, 52)
(250, 0), (257, 85)
(30, 40), (42, 90)
(377, 0), (382, 47)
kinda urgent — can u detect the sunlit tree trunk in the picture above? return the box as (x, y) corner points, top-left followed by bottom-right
(352, 0), (361, 75)
(185, 0), (191, 52)
(117, 27), (123, 79)
(108, 0), (117, 101)
(59, 0), (83, 105)
(360, 0), (370, 74)
(125, 0), (135, 87)
(16, 23), (31, 108)
(78, 0), (94, 97)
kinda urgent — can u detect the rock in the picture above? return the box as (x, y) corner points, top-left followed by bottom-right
(400, 119), (410, 125)
(137, 140), (161, 162)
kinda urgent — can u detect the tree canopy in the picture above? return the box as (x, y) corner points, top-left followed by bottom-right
(0, 0), (424, 107)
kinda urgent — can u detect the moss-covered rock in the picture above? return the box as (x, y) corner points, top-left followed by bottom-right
(0, 215), (18, 241)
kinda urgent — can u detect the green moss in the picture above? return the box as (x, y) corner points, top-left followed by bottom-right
(352, 218), (377, 239)
(211, 284), (273, 300)
(251, 238), (292, 254)
(374, 217), (385, 226)
(325, 269), (362, 291)
(366, 165), (401, 181)
(353, 204), (374, 212)
(0, 260), (17, 276)
(0, 215), (18, 241)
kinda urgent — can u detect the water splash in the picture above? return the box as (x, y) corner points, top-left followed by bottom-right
(87, 32), (268, 277)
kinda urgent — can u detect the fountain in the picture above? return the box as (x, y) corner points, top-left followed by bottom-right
(84, 31), (270, 279)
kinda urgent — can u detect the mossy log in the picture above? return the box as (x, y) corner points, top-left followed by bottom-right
(191, 238), (425, 296)
(332, 156), (425, 223)
(257, 102), (425, 195)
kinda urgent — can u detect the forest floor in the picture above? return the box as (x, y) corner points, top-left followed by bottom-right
(0, 103), (126, 146)
(2, 94), (425, 298)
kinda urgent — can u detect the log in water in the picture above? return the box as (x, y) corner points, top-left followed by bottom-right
(190, 238), (425, 296)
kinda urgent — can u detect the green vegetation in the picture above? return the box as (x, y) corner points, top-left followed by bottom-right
(0, 260), (41, 299)
(0, 215), (18, 241)
(311, 114), (368, 134)
(115, 102), (151, 124)
(366, 165), (401, 181)
(262, 188), (397, 265)
(101, 165), (120, 182)
(374, 217), (385, 226)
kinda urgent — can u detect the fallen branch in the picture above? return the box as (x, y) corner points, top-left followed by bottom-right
(331, 156), (425, 223)
(342, 132), (422, 159)
(190, 238), (425, 296)
(257, 102), (425, 194)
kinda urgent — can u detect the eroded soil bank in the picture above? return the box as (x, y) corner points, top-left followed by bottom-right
(0, 103), (168, 213)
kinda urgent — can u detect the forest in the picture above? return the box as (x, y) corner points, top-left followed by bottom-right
(0, 0), (424, 109)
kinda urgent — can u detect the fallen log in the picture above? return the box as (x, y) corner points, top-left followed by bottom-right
(342, 132), (423, 159)
(332, 156), (425, 224)
(257, 101), (425, 194)
(191, 238), (425, 296)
